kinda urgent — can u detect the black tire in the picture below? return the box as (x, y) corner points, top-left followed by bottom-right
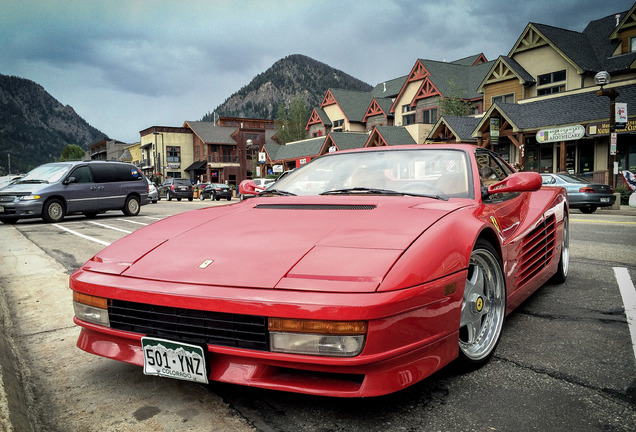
(226, 196), (232, 201)
(188, 197), (193, 202)
(550, 214), (569, 284)
(580, 206), (597, 214)
(42, 198), (65, 223)
(458, 239), (506, 369)
(122, 196), (140, 216)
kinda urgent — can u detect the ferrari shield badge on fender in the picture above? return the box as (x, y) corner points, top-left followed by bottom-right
(490, 216), (501, 233)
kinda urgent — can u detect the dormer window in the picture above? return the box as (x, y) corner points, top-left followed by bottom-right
(333, 119), (344, 131)
(537, 70), (566, 95)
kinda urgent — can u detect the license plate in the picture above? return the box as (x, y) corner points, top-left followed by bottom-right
(600, 197), (610, 203)
(141, 337), (208, 384)
(178, 187), (187, 191)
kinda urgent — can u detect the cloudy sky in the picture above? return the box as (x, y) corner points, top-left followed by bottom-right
(1, 0), (632, 143)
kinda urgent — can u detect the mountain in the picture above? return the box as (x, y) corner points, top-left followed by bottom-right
(0, 74), (107, 174)
(202, 54), (373, 120)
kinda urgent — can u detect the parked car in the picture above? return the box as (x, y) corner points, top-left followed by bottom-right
(238, 177), (275, 200)
(0, 175), (23, 190)
(158, 178), (193, 201)
(71, 144), (568, 397)
(0, 161), (148, 224)
(199, 183), (233, 201)
(146, 178), (158, 204)
(540, 173), (615, 213)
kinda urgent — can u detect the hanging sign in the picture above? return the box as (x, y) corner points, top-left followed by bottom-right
(616, 103), (627, 129)
(536, 125), (585, 143)
(258, 152), (266, 164)
(490, 118), (499, 144)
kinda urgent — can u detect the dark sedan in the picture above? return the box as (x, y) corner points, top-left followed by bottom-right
(199, 183), (233, 201)
(540, 173), (615, 213)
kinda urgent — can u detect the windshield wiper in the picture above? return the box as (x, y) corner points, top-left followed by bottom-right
(321, 187), (446, 200)
(257, 188), (297, 197)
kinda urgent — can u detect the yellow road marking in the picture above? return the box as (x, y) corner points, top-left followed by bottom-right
(571, 218), (636, 225)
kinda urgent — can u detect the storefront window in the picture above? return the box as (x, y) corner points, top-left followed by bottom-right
(579, 143), (594, 174)
(540, 143), (553, 173)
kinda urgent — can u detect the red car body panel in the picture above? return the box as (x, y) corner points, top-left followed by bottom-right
(70, 144), (568, 397)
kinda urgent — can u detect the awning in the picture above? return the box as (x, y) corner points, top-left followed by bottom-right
(185, 161), (207, 171)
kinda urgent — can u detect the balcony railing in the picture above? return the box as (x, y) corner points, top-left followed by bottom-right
(207, 154), (239, 164)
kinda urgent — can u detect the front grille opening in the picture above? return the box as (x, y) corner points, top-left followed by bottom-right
(109, 300), (269, 351)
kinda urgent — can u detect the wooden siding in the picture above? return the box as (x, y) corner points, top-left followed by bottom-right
(484, 80), (523, 110)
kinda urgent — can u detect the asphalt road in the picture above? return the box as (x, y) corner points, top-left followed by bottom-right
(1, 199), (635, 432)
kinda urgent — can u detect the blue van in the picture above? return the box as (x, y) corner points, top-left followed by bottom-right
(0, 161), (149, 224)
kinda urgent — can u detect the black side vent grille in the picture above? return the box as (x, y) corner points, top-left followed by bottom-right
(255, 204), (376, 210)
(516, 214), (557, 287)
(109, 300), (269, 351)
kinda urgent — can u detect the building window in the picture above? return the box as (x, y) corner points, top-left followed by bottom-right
(402, 105), (416, 125)
(166, 146), (181, 163)
(492, 93), (515, 104)
(537, 70), (566, 95)
(333, 119), (344, 131)
(421, 107), (438, 124)
(631, 37), (636, 52)
(312, 130), (323, 137)
(538, 70), (566, 86)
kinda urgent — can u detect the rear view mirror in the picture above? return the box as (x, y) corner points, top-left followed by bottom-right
(239, 180), (258, 195)
(487, 172), (542, 195)
(63, 177), (77, 185)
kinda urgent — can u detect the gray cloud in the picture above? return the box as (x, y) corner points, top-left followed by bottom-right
(0, 0), (631, 142)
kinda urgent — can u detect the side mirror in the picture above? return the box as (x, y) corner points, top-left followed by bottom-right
(63, 177), (77, 185)
(239, 180), (258, 195)
(487, 172), (542, 195)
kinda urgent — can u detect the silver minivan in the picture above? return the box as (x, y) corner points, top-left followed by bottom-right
(0, 161), (149, 224)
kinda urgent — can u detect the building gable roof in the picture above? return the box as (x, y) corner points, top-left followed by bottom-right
(429, 116), (481, 142)
(321, 88), (373, 123)
(264, 136), (326, 162)
(367, 126), (416, 146)
(477, 56), (535, 93)
(325, 132), (369, 151)
(184, 121), (236, 144)
(362, 97), (394, 122)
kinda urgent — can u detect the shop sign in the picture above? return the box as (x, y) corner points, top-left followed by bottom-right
(296, 157), (311, 168)
(587, 119), (636, 136)
(536, 125), (585, 143)
(258, 152), (266, 164)
(167, 163), (180, 169)
(273, 165), (283, 173)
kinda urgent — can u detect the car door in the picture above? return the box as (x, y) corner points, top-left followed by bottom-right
(63, 165), (99, 213)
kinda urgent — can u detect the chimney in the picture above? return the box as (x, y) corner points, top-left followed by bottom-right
(616, 14), (621, 26)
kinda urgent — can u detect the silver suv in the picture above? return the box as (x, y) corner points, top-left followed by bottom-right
(0, 161), (149, 224)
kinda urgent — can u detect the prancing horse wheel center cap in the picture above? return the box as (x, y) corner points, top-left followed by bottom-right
(475, 296), (484, 313)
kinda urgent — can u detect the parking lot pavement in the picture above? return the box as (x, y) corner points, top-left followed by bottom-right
(0, 225), (254, 432)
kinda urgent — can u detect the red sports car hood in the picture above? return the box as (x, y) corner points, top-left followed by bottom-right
(85, 197), (470, 292)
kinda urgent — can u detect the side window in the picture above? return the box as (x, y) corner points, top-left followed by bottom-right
(90, 164), (116, 183)
(69, 166), (93, 183)
(476, 150), (515, 201)
(542, 176), (556, 185)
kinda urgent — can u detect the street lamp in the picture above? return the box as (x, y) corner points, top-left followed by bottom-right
(595, 71), (619, 189)
(153, 132), (164, 179)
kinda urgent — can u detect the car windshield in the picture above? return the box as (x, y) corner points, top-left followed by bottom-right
(18, 163), (72, 184)
(270, 148), (472, 199)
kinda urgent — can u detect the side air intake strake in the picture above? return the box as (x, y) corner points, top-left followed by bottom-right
(515, 214), (557, 287)
(255, 204), (376, 210)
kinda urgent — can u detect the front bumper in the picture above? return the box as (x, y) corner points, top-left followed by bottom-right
(71, 268), (465, 397)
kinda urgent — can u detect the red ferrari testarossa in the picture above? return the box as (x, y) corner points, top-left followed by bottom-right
(71, 144), (568, 397)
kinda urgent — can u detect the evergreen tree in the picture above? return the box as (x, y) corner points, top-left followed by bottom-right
(275, 96), (309, 145)
(440, 80), (473, 117)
